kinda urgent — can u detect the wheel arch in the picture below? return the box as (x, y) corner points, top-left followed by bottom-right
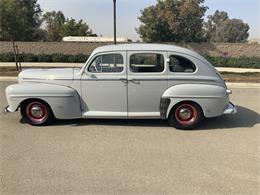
(20, 98), (55, 117)
(167, 100), (204, 119)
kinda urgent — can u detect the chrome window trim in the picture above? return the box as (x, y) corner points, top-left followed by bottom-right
(85, 52), (126, 75)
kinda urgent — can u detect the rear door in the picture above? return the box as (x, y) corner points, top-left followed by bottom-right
(127, 51), (168, 118)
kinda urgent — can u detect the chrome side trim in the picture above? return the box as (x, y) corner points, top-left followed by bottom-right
(10, 95), (75, 98)
(22, 77), (218, 82)
(22, 78), (67, 81)
(164, 95), (223, 99)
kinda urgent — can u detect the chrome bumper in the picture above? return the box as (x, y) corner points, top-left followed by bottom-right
(4, 106), (11, 114)
(223, 102), (237, 115)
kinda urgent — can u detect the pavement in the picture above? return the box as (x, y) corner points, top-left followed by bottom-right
(0, 81), (259, 195)
(0, 62), (260, 73)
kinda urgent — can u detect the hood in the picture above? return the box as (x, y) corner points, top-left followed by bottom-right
(18, 68), (80, 86)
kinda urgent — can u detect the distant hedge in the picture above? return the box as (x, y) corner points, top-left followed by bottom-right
(205, 56), (260, 69)
(0, 53), (259, 69)
(0, 53), (90, 63)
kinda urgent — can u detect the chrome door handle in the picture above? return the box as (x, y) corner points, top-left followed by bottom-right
(119, 78), (127, 83)
(128, 79), (140, 84)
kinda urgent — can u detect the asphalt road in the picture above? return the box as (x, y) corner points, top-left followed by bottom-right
(0, 81), (259, 195)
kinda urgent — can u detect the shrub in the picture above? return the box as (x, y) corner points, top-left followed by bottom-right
(204, 56), (260, 69)
(37, 54), (53, 62)
(0, 53), (15, 62)
(0, 53), (90, 63)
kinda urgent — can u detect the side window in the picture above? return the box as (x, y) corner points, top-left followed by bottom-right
(130, 53), (164, 73)
(88, 54), (124, 73)
(169, 55), (196, 73)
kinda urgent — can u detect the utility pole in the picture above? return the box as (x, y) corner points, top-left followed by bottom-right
(113, 0), (117, 44)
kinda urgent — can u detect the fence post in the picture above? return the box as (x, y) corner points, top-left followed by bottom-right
(12, 39), (19, 71)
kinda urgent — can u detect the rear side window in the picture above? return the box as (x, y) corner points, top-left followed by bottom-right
(169, 55), (196, 73)
(88, 54), (124, 73)
(130, 53), (164, 73)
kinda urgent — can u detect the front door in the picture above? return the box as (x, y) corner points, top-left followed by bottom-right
(81, 51), (127, 117)
(127, 51), (168, 117)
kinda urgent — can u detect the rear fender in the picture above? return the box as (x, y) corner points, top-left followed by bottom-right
(162, 84), (229, 118)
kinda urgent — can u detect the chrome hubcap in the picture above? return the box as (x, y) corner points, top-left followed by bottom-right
(178, 108), (192, 120)
(30, 105), (44, 118)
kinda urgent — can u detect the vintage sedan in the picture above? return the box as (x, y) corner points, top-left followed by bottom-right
(5, 44), (237, 129)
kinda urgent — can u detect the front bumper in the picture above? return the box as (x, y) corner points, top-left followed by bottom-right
(223, 102), (237, 115)
(4, 106), (12, 114)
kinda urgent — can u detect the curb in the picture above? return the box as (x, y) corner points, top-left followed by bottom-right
(216, 68), (260, 73)
(0, 77), (17, 81)
(0, 77), (259, 88)
(226, 82), (260, 88)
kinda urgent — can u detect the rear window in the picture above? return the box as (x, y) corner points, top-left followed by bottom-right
(169, 55), (196, 73)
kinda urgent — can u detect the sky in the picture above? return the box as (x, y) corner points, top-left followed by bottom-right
(38, 0), (260, 41)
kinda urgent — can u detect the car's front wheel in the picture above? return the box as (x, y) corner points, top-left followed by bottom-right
(21, 100), (53, 126)
(168, 102), (204, 130)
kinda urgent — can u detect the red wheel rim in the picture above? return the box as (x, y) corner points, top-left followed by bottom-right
(175, 104), (198, 126)
(26, 102), (48, 124)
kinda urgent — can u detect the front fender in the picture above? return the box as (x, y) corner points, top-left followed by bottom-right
(5, 83), (82, 119)
(162, 84), (229, 118)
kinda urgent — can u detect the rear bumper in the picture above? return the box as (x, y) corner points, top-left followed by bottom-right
(223, 102), (237, 115)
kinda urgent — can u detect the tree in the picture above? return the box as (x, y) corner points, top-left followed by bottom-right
(62, 18), (92, 37)
(42, 11), (65, 41)
(0, 0), (43, 41)
(137, 0), (208, 43)
(203, 10), (228, 41)
(42, 11), (92, 41)
(204, 10), (249, 43)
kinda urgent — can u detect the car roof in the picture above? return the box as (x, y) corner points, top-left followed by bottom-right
(93, 43), (199, 57)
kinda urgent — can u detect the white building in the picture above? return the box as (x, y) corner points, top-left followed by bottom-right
(63, 36), (132, 43)
(249, 39), (260, 44)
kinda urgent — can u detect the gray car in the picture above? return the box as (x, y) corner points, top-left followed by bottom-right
(5, 44), (237, 129)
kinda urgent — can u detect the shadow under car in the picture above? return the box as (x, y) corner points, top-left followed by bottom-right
(22, 106), (259, 130)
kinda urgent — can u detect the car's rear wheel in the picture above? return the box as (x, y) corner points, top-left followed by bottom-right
(21, 100), (53, 126)
(168, 102), (204, 130)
